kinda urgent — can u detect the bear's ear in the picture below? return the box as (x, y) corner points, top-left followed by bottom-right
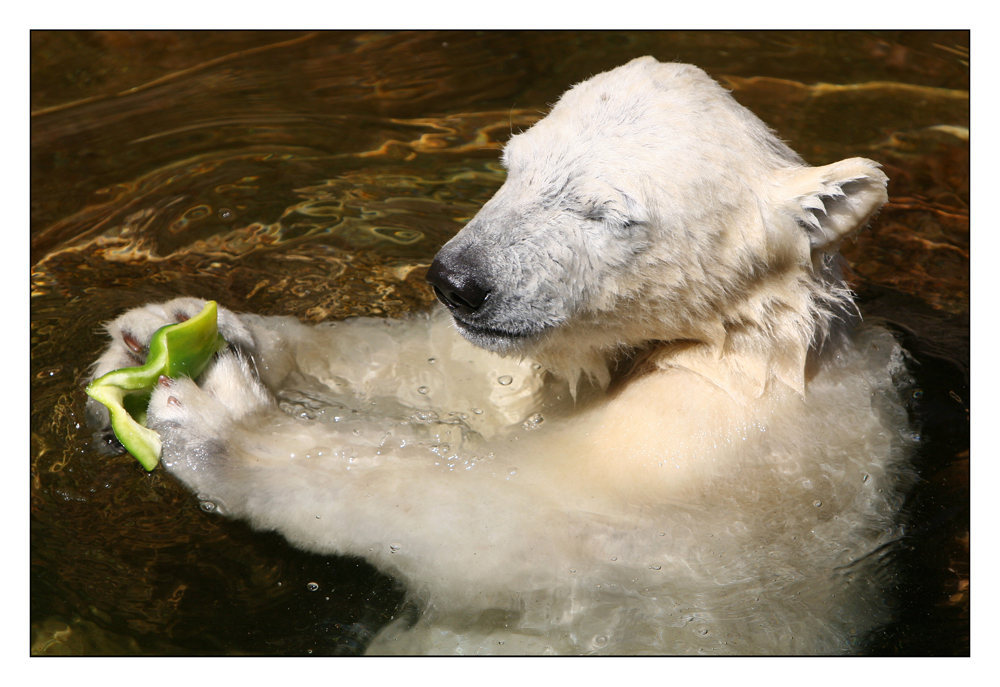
(780, 158), (888, 252)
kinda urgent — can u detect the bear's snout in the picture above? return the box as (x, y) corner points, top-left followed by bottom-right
(427, 252), (491, 315)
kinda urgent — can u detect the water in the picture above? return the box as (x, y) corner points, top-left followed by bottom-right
(30, 31), (968, 655)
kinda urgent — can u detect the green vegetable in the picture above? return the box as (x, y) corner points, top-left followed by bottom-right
(87, 301), (227, 471)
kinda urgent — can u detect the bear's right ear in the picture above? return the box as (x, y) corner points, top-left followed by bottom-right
(780, 158), (888, 252)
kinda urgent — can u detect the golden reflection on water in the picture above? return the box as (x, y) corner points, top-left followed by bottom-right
(30, 30), (969, 655)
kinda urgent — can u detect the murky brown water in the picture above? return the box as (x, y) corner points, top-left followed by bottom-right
(30, 30), (969, 655)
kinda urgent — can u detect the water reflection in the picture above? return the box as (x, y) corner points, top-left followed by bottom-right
(30, 30), (968, 655)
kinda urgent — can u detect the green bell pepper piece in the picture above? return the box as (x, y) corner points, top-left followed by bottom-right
(86, 300), (228, 471)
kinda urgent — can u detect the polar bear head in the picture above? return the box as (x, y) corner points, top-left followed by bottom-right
(427, 57), (888, 391)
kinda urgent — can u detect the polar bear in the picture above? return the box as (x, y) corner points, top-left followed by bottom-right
(87, 57), (914, 655)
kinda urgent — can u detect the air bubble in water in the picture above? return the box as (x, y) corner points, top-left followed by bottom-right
(307, 582), (319, 592)
(418, 386), (429, 395)
(522, 413), (544, 430)
(497, 375), (513, 386)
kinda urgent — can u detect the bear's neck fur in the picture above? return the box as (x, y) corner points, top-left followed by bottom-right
(529, 248), (858, 404)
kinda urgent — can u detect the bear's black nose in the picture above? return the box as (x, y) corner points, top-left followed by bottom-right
(426, 255), (490, 314)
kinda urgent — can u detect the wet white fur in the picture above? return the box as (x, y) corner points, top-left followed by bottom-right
(88, 58), (913, 654)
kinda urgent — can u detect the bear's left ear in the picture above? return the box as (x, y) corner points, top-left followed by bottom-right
(780, 158), (888, 252)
